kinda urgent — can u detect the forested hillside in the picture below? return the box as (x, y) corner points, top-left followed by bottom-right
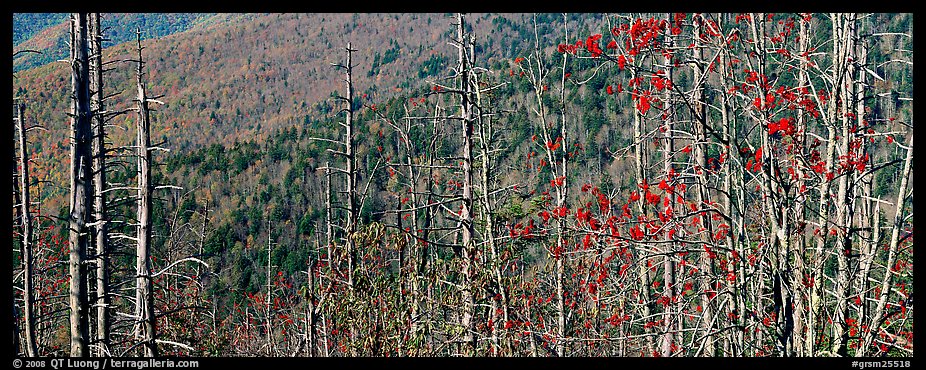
(12, 13), (913, 358)
(13, 13), (216, 72)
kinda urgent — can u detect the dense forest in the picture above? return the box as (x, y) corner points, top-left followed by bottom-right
(11, 12), (913, 357)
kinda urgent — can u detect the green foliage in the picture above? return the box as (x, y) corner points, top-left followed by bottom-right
(419, 54), (447, 79)
(369, 40), (402, 77)
(205, 224), (235, 256)
(13, 13), (67, 46)
(297, 209), (322, 237)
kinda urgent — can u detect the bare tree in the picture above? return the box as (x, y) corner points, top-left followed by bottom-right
(132, 29), (158, 357)
(67, 13), (93, 357)
(660, 13), (676, 357)
(87, 13), (111, 356)
(859, 133), (912, 355)
(15, 101), (38, 357)
(334, 44), (360, 289)
(453, 13), (477, 356)
(690, 13), (715, 356)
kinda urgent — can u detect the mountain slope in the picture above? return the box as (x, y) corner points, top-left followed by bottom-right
(12, 13), (68, 46)
(13, 13), (216, 72)
(12, 13), (587, 181)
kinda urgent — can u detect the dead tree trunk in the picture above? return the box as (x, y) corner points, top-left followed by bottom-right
(341, 44), (359, 289)
(830, 13), (856, 357)
(15, 102), (38, 357)
(265, 220), (275, 356)
(305, 254), (318, 357)
(661, 14), (676, 357)
(417, 108), (441, 353)
(747, 12), (774, 355)
(792, 12), (811, 357)
(392, 130), (409, 357)
(329, 42), (361, 356)
(13, 120), (22, 356)
(631, 61), (656, 358)
(68, 13), (93, 357)
(454, 13), (477, 356)
(88, 13), (110, 356)
(133, 30), (158, 357)
(708, 13), (747, 355)
(525, 14), (569, 356)
(690, 13), (715, 357)
(851, 21), (874, 357)
(324, 162), (333, 280)
(394, 108), (425, 348)
(553, 16), (569, 358)
(859, 133), (912, 355)
(473, 67), (509, 356)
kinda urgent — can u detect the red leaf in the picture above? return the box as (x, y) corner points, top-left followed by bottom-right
(637, 94), (651, 114)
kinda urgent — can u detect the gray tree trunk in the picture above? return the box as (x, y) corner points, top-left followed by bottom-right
(455, 13), (477, 356)
(631, 63), (656, 356)
(831, 13), (856, 357)
(792, 13), (811, 357)
(691, 14), (714, 356)
(343, 44), (358, 290)
(68, 13), (93, 357)
(15, 102), (38, 357)
(859, 134), (911, 355)
(661, 14), (676, 357)
(88, 13), (110, 357)
(133, 31), (158, 357)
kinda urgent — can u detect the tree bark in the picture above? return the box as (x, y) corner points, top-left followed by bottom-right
(476, 86), (509, 356)
(68, 13), (93, 357)
(792, 12), (811, 357)
(133, 30), (158, 357)
(306, 254), (316, 357)
(455, 13), (477, 356)
(661, 13), (676, 357)
(631, 63), (656, 357)
(859, 133), (911, 355)
(343, 43), (358, 290)
(324, 162), (333, 279)
(691, 13), (715, 357)
(88, 13), (110, 357)
(266, 220), (274, 356)
(15, 102), (38, 357)
(831, 13), (856, 357)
